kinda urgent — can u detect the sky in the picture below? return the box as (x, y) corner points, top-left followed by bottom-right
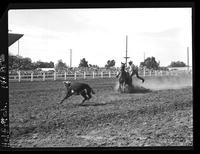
(8, 8), (192, 67)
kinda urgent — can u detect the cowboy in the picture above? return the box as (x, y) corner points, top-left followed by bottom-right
(128, 61), (144, 83)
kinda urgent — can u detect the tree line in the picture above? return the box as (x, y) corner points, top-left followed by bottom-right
(9, 54), (187, 71)
(9, 54), (54, 70)
(8, 54), (117, 71)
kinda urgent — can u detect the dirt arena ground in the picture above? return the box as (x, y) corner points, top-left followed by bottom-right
(9, 75), (193, 148)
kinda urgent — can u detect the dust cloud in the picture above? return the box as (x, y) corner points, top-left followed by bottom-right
(115, 75), (192, 93)
(133, 75), (192, 91)
(141, 76), (192, 90)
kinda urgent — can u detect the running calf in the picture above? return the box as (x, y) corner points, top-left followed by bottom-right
(60, 81), (95, 104)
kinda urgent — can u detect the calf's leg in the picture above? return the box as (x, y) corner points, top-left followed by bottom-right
(80, 90), (88, 104)
(60, 95), (68, 104)
(87, 91), (92, 100)
(60, 93), (71, 104)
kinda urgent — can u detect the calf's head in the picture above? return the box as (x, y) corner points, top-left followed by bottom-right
(63, 81), (73, 95)
(63, 81), (71, 88)
(60, 81), (72, 104)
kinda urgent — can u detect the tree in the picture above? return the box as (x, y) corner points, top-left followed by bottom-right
(32, 60), (54, 69)
(105, 60), (115, 68)
(140, 56), (160, 70)
(169, 61), (186, 67)
(8, 54), (31, 70)
(9, 54), (55, 70)
(55, 59), (67, 71)
(49, 61), (54, 68)
(19, 57), (33, 70)
(9, 54), (19, 70)
(89, 64), (99, 68)
(79, 58), (88, 67)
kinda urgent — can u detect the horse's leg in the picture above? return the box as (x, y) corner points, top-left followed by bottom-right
(118, 82), (121, 92)
(120, 82), (124, 93)
(123, 82), (126, 93)
(120, 83), (123, 93)
(129, 76), (133, 88)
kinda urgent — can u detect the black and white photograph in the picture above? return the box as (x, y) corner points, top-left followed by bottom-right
(7, 6), (193, 148)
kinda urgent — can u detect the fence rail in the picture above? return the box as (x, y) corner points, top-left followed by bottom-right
(9, 70), (192, 82)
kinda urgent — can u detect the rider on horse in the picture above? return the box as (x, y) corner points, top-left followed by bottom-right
(116, 62), (128, 79)
(116, 62), (132, 87)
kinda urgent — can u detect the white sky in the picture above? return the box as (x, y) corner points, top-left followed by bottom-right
(8, 8), (192, 67)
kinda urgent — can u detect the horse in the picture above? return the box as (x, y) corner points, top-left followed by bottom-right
(59, 81), (95, 104)
(116, 62), (132, 92)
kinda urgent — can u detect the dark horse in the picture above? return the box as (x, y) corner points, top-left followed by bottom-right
(116, 62), (132, 92)
(60, 81), (95, 104)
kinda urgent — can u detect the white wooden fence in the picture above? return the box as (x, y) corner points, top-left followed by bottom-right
(9, 69), (192, 82)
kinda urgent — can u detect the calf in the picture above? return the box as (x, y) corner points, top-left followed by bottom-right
(60, 81), (95, 104)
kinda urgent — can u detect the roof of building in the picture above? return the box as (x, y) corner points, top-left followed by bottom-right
(8, 33), (24, 47)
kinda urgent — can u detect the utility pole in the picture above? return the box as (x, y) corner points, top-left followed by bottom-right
(18, 40), (20, 71)
(124, 35), (130, 66)
(18, 40), (20, 56)
(70, 49), (72, 68)
(187, 47), (189, 71)
(144, 52), (145, 62)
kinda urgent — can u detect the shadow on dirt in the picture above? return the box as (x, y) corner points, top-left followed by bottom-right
(76, 102), (108, 107)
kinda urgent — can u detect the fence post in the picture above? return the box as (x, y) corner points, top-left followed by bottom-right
(84, 72), (86, 79)
(54, 72), (56, 80)
(31, 72), (33, 81)
(18, 71), (21, 82)
(143, 68), (146, 77)
(43, 72), (45, 81)
(101, 72), (103, 78)
(93, 72), (95, 79)
(74, 72), (77, 80)
(64, 72), (67, 80)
